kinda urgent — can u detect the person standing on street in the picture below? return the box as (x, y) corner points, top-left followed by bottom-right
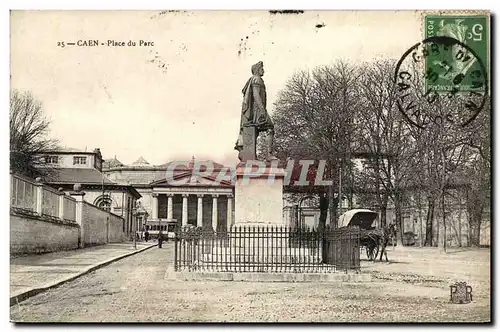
(158, 230), (163, 248)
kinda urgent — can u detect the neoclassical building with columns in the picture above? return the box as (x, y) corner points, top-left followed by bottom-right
(103, 156), (234, 233)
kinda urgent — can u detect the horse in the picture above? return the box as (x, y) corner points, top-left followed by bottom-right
(375, 223), (397, 262)
(360, 229), (380, 261)
(360, 223), (396, 262)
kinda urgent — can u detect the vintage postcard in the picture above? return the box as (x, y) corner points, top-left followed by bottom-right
(9, 10), (491, 323)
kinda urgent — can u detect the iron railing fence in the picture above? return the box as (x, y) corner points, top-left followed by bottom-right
(10, 173), (77, 222)
(42, 188), (60, 218)
(63, 196), (77, 222)
(174, 225), (360, 273)
(10, 175), (37, 213)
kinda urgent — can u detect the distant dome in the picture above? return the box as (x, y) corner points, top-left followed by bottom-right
(132, 156), (150, 167)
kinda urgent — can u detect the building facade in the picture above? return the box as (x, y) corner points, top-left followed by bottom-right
(103, 156), (235, 234)
(34, 148), (141, 238)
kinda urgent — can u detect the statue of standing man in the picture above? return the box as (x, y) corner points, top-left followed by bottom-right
(234, 61), (277, 162)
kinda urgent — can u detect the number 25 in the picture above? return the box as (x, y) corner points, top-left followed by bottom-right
(467, 24), (483, 41)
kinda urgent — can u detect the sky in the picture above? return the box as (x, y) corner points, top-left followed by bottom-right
(10, 10), (423, 166)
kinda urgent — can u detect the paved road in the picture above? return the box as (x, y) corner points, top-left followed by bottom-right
(10, 243), (490, 323)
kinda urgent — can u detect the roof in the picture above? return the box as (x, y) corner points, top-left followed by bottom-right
(151, 168), (233, 187)
(338, 209), (378, 229)
(160, 160), (226, 170)
(55, 146), (87, 153)
(101, 157), (230, 177)
(132, 156), (150, 166)
(43, 147), (102, 155)
(43, 168), (115, 185)
(103, 157), (124, 169)
(43, 168), (142, 198)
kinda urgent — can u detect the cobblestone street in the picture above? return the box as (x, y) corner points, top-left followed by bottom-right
(10, 243), (490, 323)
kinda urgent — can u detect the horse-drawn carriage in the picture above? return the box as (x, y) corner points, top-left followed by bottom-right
(338, 209), (395, 261)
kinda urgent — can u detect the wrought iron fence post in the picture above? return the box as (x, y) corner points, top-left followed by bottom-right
(174, 223), (179, 271)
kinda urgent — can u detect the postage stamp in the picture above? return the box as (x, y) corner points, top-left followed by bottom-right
(393, 12), (490, 129)
(423, 14), (490, 94)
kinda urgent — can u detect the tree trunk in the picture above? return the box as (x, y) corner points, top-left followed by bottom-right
(331, 197), (339, 227)
(469, 222), (481, 247)
(457, 196), (462, 247)
(328, 182), (336, 227)
(318, 192), (329, 231)
(380, 192), (389, 228)
(319, 192), (330, 263)
(380, 206), (387, 228)
(468, 203), (483, 247)
(394, 192), (404, 246)
(425, 198), (435, 246)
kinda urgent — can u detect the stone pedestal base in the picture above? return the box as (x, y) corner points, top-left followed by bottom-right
(234, 163), (286, 225)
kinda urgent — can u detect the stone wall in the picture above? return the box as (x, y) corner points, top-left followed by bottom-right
(10, 173), (128, 255)
(10, 213), (80, 255)
(108, 213), (126, 242)
(78, 190), (136, 237)
(82, 202), (125, 246)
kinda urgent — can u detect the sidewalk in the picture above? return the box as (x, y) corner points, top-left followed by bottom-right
(10, 241), (157, 306)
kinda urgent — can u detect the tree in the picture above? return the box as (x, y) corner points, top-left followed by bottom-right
(460, 98), (491, 247)
(271, 61), (361, 229)
(271, 57), (490, 248)
(10, 90), (57, 177)
(354, 60), (419, 244)
(392, 56), (488, 248)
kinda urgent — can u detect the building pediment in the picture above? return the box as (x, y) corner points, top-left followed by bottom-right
(150, 170), (233, 187)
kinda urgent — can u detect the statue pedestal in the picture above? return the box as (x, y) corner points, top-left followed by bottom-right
(238, 126), (257, 161)
(234, 163), (286, 225)
(197, 163), (326, 269)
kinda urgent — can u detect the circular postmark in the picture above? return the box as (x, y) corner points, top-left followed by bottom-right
(394, 36), (488, 129)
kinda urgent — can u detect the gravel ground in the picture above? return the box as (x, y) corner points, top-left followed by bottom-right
(10, 243), (490, 323)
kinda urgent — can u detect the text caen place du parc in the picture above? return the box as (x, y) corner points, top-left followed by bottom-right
(57, 40), (155, 48)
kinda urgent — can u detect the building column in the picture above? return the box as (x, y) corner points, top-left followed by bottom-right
(212, 194), (218, 232)
(197, 194), (204, 227)
(151, 193), (158, 220)
(58, 190), (65, 220)
(182, 194), (189, 226)
(227, 194), (233, 230)
(69, 186), (86, 249)
(167, 194), (174, 220)
(34, 177), (43, 215)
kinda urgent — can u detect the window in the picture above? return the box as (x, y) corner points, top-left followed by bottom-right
(98, 201), (111, 212)
(73, 156), (87, 165)
(96, 195), (112, 212)
(44, 156), (58, 164)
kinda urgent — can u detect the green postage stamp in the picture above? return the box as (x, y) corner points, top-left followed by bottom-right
(424, 14), (489, 93)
